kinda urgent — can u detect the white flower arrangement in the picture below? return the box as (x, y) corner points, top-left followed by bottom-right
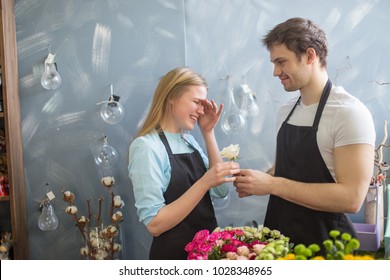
(220, 144), (240, 161)
(62, 176), (124, 260)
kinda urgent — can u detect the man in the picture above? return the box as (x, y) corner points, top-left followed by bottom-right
(234, 17), (376, 249)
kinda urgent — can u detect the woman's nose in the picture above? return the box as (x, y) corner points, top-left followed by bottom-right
(197, 104), (205, 115)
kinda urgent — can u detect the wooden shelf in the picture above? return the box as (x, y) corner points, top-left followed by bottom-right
(0, 0), (29, 259)
(0, 195), (9, 202)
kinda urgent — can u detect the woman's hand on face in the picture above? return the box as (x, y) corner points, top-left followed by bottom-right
(198, 99), (223, 133)
(201, 161), (240, 188)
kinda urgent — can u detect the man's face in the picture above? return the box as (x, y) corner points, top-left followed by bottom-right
(269, 44), (310, 92)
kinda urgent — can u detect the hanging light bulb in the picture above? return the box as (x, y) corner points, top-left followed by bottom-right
(220, 76), (246, 135)
(240, 83), (259, 117)
(38, 200), (59, 231)
(99, 84), (125, 125)
(95, 135), (119, 167)
(41, 53), (62, 90)
(236, 75), (259, 118)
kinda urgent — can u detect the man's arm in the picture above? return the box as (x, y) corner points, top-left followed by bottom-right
(234, 143), (374, 213)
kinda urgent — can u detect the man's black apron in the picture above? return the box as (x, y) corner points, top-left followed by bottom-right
(149, 132), (217, 259)
(263, 80), (356, 251)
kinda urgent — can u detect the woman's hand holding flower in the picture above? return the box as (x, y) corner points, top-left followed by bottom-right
(202, 161), (240, 189)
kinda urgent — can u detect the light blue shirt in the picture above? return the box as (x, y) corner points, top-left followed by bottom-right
(128, 131), (229, 226)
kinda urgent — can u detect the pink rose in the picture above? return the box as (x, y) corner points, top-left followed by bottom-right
(198, 243), (212, 253)
(185, 241), (197, 252)
(208, 231), (221, 242)
(221, 244), (237, 253)
(193, 230), (210, 242)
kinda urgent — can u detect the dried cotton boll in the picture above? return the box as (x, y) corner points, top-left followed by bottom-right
(89, 230), (99, 239)
(63, 191), (75, 203)
(95, 249), (108, 260)
(113, 195), (125, 208)
(77, 216), (88, 227)
(80, 246), (89, 256)
(65, 205), (78, 215)
(112, 211), (123, 223)
(90, 237), (102, 248)
(103, 241), (112, 251)
(113, 243), (121, 252)
(101, 176), (115, 188)
(101, 228), (110, 239)
(108, 225), (118, 237)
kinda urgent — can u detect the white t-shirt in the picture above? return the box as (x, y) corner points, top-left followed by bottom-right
(276, 86), (376, 181)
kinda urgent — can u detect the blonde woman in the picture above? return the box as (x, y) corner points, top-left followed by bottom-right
(128, 67), (240, 259)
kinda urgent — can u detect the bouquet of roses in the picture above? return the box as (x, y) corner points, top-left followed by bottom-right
(185, 226), (290, 260)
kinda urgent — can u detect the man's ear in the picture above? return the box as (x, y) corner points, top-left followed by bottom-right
(306, 48), (316, 64)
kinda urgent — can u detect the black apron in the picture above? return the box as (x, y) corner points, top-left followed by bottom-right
(149, 132), (217, 259)
(263, 80), (356, 252)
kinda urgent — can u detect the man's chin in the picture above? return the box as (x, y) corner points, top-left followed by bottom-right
(283, 86), (299, 92)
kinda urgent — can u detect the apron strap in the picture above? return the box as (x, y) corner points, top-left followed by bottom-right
(158, 131), (174, 159)
(284, 96), (301, 123)
(313, 79), (332, 128)
(284, 79), (332, 128)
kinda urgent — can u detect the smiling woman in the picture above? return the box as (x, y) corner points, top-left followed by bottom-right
(167, 84), (208, 132)
(128, 67), (240, 260)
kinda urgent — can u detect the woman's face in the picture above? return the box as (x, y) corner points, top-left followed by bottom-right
(166, 85), (207, 133)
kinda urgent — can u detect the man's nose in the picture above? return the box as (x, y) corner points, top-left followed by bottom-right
(273, 65), (282, 77)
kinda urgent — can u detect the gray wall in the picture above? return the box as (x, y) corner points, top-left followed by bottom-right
(14, 0), (390, 259)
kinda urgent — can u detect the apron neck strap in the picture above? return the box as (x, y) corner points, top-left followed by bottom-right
(312, 79), (332, 127)
(285, 79), (332, 126)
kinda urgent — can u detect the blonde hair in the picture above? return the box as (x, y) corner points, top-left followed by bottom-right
(136, 67), (208, 137)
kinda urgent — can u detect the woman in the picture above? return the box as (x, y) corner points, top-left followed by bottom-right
(128, 67), (240, 259)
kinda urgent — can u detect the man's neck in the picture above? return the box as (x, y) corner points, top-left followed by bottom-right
(299, 72), (329, 106)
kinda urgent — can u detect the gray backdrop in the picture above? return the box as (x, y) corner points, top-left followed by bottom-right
(14, 0), (390, 259)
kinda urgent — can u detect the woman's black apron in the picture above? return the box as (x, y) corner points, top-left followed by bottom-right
(263, 80), (356, 251)
(149, 132), (217, 259)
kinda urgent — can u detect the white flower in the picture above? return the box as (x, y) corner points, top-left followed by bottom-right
(226, 252), (237, 260)
(237, 245), (250, 256)
(220, 144), (240, 161)
(253, 243), (266, 254)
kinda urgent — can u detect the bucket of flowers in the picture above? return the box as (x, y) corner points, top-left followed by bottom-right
(185, 226), (291, 260)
